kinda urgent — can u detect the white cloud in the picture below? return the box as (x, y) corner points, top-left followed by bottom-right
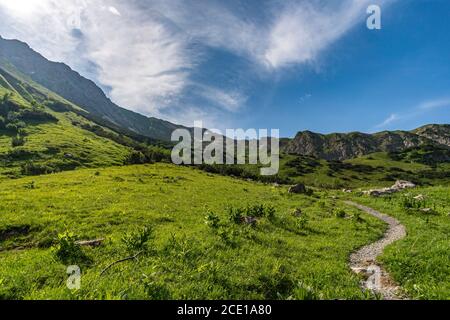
(0, 0), (393, 123)
(193, 84), (248, 113)
(108, 6), (121, 16)
(374, 96), (450, 130)
(263, 1), (375, 68)
(419, 98), (450, 110)
(375, 114), (399, 129)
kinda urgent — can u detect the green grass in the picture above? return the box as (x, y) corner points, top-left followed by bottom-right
(0, 86), (132, 179)
(0, 163), (387, 300)
(347, 186), (450, 299)
(237, 152), (448, 189)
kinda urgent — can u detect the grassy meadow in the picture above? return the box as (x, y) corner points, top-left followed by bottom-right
(0, 163), (389, 300)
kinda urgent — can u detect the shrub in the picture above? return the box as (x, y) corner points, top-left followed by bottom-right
(297, 216), (308, 229)
(21, 162), (55, 176)
(121, 226), (154, 253)
(142, 276), (171, 300)
(11, 135), (25, 147)
(400, 195), (424, 210)
(228, 206), (245, 224)
(52, 231), (88, 265)
(5, 121), (26, 133)
(125, 151), (147, 165)
(217, 226), (238, 246)
(45, 100), (73, 113)
(18, 108), (58, 123)
(265, 205), (276, 220)
(228, 204), (276, 224)
(352, 211), (363, 222)
(334, 209), (347, 218)
(204, 211), (220, 229)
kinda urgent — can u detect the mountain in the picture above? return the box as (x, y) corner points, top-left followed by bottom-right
(283, 125), (450, 161)
(412, 124), (450, 147)
(0, 55), (173, 179)
(0, 69), (129, 178)
(0, 36), (186, 141)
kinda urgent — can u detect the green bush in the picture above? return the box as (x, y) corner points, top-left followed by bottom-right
(121, 226), (154, 253)
(11, 135), (25, 147)
(204, 211), (220, 229)
(5, 121), (26, 133)
(52, 231), (88, 265)
(142, 276), (171, 300)
(21, 162), (55, 176)
(334, 209), (347, 218)
(400, 195), (425, 210)
(228, 206), (245, 224)
(228, 204), (277, 224)
(297, 216), (308, 229)
(124, 151), (147, 165)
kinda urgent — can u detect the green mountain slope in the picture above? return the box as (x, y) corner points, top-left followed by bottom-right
(0, 67), (135, 179)
(0, 36), (187, 141)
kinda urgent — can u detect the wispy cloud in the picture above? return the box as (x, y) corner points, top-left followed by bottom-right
(418, 98), (450, 110)
(0, 0), (392, 127)
(193, 84), (248, 113)
(263, 0), (377, 69)
(374, 97), (450, 130)
(375, 114), (399, 129)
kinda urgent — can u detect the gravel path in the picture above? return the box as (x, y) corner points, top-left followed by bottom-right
(345, 201), (407, 300)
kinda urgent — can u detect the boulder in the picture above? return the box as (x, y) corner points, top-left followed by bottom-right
(392, 180), (416, 190)
(289, 183), (307, 194)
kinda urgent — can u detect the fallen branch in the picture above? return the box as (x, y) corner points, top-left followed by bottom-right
(100, 251), (143, 276)
(76, 238), (105, 247)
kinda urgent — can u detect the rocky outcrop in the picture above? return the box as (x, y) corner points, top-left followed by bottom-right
(413, 124), (450, 147)
(363, 180), (416, 197)
(282, 125), (450, 161)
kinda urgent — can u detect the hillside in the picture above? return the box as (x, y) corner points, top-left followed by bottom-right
(283, 125), (450, 161)
(0, 36), (187, 141)
(0, 62), (175, 180)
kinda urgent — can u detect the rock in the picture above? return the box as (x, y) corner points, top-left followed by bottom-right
(392, 180), (416, 190)
(342, 189), (352, 193)
(289, 183), (307, 194)
(364, 188), (395, 197)
(420, 208), (437, 215)
(363, 180), (416, 197)
(64, 153), (74, 159)
(242, 216), (258, 226)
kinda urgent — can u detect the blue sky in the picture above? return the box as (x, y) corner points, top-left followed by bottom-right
(0, 0), (449, 137)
